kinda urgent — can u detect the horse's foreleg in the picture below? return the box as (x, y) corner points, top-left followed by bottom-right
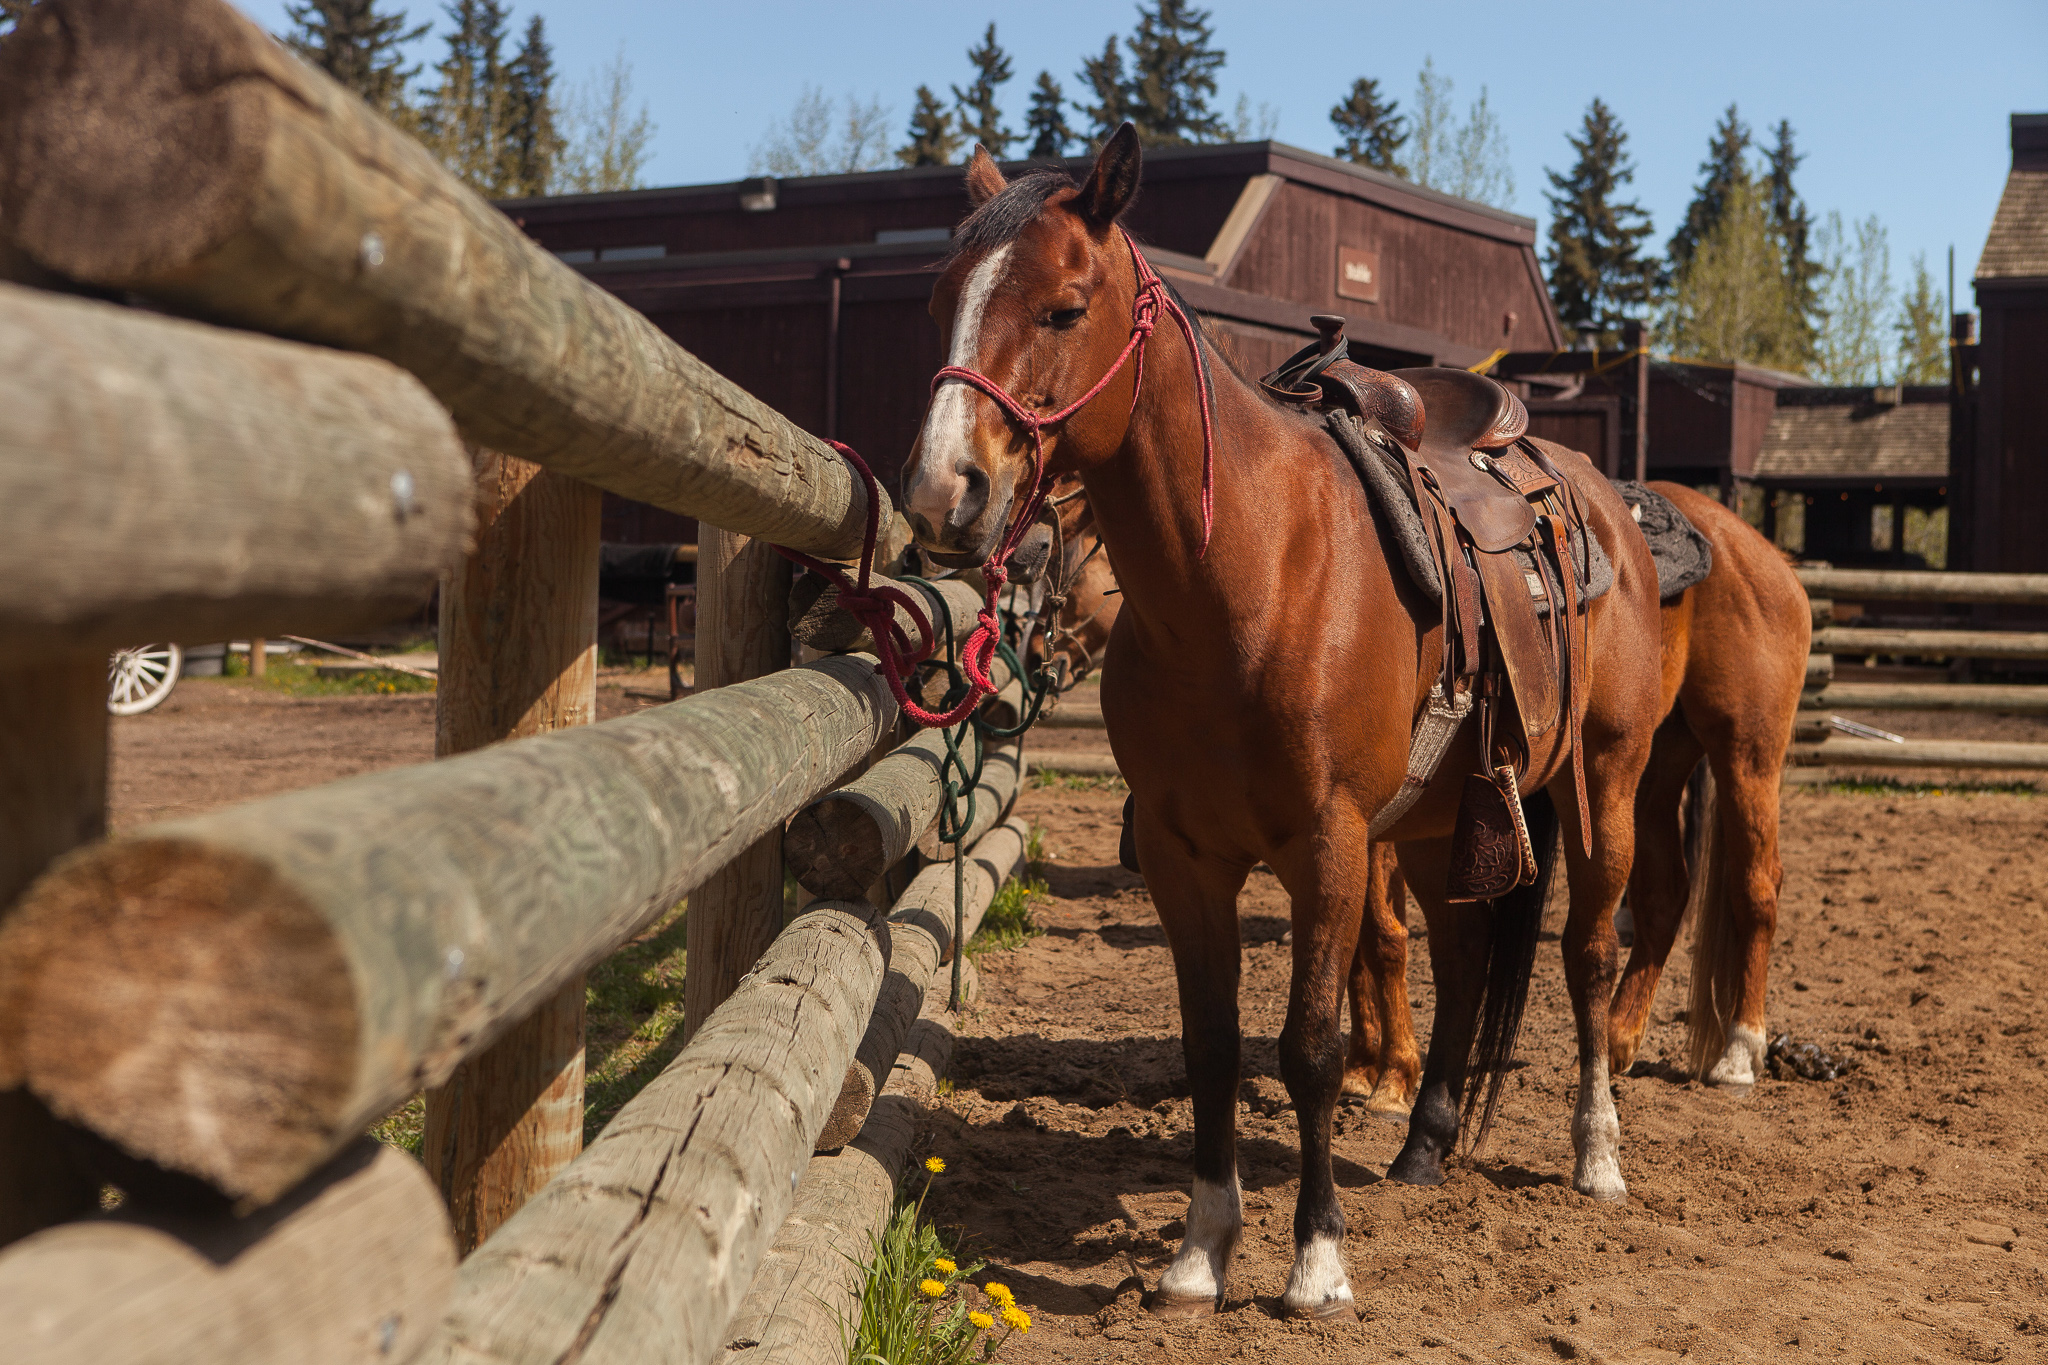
(1385, 836), (1486, 1187)
(1609, 715), (1705, 1071)
(1274, 830), (1372, 1320)
(1139, 833), (1249, 1317)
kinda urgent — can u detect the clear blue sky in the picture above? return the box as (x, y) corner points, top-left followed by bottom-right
(236, 0), (2046, 299)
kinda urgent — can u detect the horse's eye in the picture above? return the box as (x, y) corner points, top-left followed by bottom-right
(1046, 307), (1087, 330)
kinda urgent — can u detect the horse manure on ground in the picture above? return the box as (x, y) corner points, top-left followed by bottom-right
(1767, 1033), (1854, 1081)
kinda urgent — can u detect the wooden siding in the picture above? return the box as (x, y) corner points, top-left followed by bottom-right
(1223, 182), (1555, 354)
(1980, 299), (2048, 572)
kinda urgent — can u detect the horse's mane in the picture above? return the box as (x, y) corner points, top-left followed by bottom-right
(938, 169), (1078, 269)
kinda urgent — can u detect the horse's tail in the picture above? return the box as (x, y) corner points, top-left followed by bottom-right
(1682, 763), (1739, 1078)
(1462, 789), (1560, 1153)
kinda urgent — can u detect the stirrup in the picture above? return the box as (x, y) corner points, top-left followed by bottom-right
(1445, 763), (1539, 903)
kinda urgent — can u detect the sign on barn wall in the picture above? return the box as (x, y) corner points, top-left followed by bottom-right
(1336, 247), (1381, 303)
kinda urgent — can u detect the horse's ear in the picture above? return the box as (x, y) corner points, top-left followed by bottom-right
(1077, 123), (1141, 229)
(964, 145), (1006, 207)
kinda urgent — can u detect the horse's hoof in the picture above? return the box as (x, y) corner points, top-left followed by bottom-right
(1145, 1290), (1220, 1319)
(1383, 1155), (1443, 1187)
(1708, 1079), (1755, 1101)
(1572, 1165), (1628, 1202)
(1364, 1083), (1415, 1121)
(1282, 1297), (1361, 1323)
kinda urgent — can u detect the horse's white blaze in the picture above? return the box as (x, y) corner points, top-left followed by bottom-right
(906, 244), (1013, 530)
(1571, 1054), (1627, 1201)
(1281, 1232), (1354, 1316)
(1705, 1022), (1766, 1088)
(1156, 1173), (1241, 1303)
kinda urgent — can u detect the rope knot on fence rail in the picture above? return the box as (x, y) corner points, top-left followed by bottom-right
(770, 441), (1006, 729)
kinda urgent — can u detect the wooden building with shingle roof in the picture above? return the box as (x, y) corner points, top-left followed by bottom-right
(1753, 386), (1949, 566)
(1954, 113), (2048, 572)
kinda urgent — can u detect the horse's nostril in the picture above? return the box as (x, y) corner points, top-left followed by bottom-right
(955, 464), (990, 530)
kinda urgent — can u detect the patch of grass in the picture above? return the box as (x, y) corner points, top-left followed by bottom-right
(224, 652), (437, 698)
(1028, 767), (1126, 792)
(1808, 776), (2039, 797)
(372, 1095), (425, 1155)
(847, 1162), (1028, 1365)
(582, 900), (689, 1142)
(1023, 822), (1046, 875)
(968, 875), (1047, 958)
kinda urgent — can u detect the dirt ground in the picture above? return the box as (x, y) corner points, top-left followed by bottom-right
(107, 678), (2048, 1362)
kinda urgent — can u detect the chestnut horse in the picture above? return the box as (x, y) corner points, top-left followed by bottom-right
(1343, 485), (1810, 1111)
(901, 128), (1663, 1320)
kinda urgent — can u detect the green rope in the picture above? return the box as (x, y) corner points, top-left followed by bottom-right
(901, 575), (1060, 1009)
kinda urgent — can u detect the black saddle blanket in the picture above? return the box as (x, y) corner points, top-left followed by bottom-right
(1612, 481), (1714, 600)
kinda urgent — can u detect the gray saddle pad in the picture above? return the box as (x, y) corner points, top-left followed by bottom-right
(1326, 414), (1613, 616)
(1612, 481), (1714, 600)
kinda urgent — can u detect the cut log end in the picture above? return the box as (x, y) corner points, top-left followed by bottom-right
(784, 796), (894, 902)
(0, 0), (279, 282)
(0, 838), (359, 1206)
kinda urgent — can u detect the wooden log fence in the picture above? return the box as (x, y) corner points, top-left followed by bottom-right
(0, 0), (896, 562)
(0, 1140), (457, 1365)
(0, 3), (1047, 1360)
(0, 281), (474, 657)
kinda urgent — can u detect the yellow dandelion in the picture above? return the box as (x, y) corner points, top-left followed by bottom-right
(919, 1278), (945, 1299)
(924, 1156), (946, 1175)
(1000, 1305), (1031, 1334)
(969, 1311), (994, 1330)
(933, 1258), (957, 1275)
(983, 1282), (1013, 1305)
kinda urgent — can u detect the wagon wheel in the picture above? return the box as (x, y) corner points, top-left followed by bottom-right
(107, 643), (183, 716)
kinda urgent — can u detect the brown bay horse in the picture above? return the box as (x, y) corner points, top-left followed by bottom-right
(901, 128), (1667, 1320)
(1343, 485), (1811, 1110)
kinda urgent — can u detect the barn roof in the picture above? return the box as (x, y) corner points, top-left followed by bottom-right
(1753, 389), (1949, 484)
(1976, 114), (2048, 281)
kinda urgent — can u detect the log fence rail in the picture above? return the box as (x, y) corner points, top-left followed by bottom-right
(0, 2), (1044, 1362)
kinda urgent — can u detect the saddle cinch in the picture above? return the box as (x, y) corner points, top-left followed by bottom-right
(1262, 315), (1594, 901)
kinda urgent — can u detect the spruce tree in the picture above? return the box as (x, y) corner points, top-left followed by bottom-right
(500, 14), (560, 197)
(1895, 254), (1948, 384)
(952, 23), (1015, 159)
(1331, 76), (1406, 172)
(1025, 71), (1078, 159)
(1124, 0), (1227, 146)
(281, 0), (426, 115)
(899, 85), (961, 167)
(1668, 104), (1752, 273)
(1764, 119), (1821, 365)
(418, 0), (514, 193)
(1077, 35), (1130, 142)
(1544, 98), (1657, 346)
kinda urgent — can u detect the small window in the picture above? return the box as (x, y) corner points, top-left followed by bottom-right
(875, 227), (953, 245)
(600, 245), (666, 262)
(553, 248), (596, 264)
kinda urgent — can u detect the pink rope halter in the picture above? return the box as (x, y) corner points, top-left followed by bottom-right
(774, 228), (1217, 729)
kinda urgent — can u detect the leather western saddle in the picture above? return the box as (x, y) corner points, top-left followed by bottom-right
(1263, 316), (1593, 900)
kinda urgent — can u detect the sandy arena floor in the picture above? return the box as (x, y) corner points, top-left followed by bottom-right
(108, 678), (2048, 1363)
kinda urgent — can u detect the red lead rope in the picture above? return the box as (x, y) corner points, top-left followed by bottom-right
(772, 229), (1216, 730)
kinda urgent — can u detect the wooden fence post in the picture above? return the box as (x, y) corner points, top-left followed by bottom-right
(0, 656), (109, 1245)
(423, 452), (599, 1252)
(684, 526), (793, 1041)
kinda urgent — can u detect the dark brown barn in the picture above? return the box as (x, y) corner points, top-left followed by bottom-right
(500, 141), (1563, 543)
(1954, 112), (2048, 573)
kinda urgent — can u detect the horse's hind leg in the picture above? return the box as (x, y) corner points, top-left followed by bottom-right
(1343, 842), (1419, 1115)
(1271, 821), (1373, 1320)
(1384, 835), (1486, 1187)
(1138, 832), (1251, 1317)
(1609, 713), (1706, 1072)
(1688, 738), (1787, 1087)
